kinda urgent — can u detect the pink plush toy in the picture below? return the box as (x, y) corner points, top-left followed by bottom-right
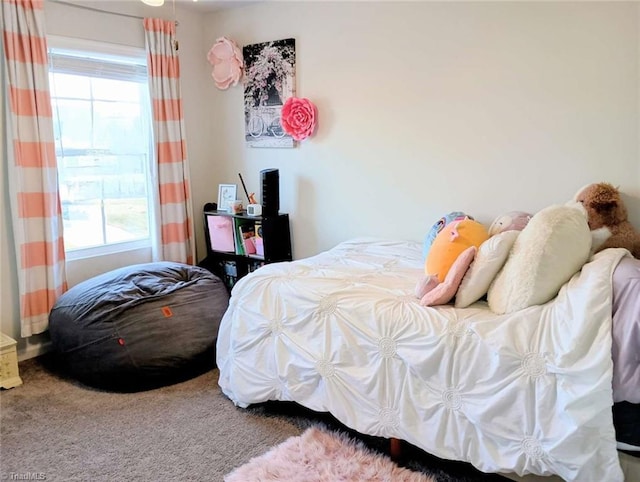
(415, 218), (489, 306)
(488, 211), (533, 237)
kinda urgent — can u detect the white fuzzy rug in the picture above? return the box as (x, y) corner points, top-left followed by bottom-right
(224, 427), (434, 482)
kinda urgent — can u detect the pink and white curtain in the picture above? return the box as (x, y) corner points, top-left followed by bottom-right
(143, 18), (195, 265)
(2, 0), (67, 336)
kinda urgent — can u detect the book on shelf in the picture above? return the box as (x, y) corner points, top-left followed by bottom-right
(207, 215), (235, 252)
(233, 218), (256, 256)
(239, 223), (257, 255)
(251, 220), (264, 259)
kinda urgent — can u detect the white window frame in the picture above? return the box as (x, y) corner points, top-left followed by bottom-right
(47, 35), (158, 262)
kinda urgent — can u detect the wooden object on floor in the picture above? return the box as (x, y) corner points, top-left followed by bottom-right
(390, 437), (402, 461)
(1, 333), (22, 389)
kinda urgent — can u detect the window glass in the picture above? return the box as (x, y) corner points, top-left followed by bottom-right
(48, 40), (154, 256)
(49, 72), (90, 99)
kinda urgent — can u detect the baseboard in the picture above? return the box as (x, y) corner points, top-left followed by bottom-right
(17, 340), (52, 362)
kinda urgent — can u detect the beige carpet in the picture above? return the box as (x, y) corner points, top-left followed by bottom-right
(225, 426), (434, 482)
(0, 356), (507, 482)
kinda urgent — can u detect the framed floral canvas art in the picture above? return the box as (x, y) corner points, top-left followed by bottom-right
(243, 38), (296, 148)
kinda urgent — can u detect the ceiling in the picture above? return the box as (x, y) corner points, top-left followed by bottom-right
(173, 0), (259, 13)
(50, 0), (259, 15)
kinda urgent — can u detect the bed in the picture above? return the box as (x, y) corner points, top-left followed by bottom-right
(216, 238), (640, 481)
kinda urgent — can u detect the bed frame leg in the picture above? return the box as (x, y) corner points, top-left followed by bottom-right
(390, 437), (402, 461)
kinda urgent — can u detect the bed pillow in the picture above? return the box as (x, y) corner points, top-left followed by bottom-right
(487, 204), (591, 314)
(454, 230), (519, 308)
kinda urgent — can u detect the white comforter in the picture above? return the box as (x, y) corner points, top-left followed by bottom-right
(217, 238), (627, 481)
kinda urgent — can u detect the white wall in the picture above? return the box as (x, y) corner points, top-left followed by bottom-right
(204, 1), (640, 260)
(2, 1), (639, 357)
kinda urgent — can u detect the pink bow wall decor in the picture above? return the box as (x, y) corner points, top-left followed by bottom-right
(281, 97), (317, 141)
(207, 37), (243, 90)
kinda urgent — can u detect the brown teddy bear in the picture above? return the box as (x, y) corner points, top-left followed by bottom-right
(574, 182), (640, 258)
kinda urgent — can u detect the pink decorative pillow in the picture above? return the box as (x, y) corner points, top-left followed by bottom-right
(488, 211), (532, 236)
(419, 246), (477, 306)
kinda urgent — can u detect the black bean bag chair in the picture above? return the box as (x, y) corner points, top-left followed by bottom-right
(49, 262), (229, 391)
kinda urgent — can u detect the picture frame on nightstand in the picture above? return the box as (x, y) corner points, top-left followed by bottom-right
(217, 184), (237, 212)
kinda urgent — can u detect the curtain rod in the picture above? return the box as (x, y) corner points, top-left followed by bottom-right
(50, 0), (179, 25)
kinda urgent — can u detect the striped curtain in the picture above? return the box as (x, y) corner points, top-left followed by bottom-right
(143, 18), (195, 265)
(2, 0), (67, 337)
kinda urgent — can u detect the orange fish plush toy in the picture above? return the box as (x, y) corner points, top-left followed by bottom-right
(416, 219), (489, 306)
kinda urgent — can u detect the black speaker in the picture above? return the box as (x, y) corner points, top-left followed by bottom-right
(261, 168), (279, 216)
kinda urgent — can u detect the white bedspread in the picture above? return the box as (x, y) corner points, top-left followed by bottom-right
(217, 238), (627, 481)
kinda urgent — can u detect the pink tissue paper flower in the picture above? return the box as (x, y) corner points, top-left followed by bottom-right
(207, 37), (243, 90)
(281, 97), (317, 141)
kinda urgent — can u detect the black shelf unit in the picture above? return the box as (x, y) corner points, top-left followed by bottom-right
(199, 209), (292, 291)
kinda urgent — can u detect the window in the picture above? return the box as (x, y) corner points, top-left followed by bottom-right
(48, 37), (155, 258)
